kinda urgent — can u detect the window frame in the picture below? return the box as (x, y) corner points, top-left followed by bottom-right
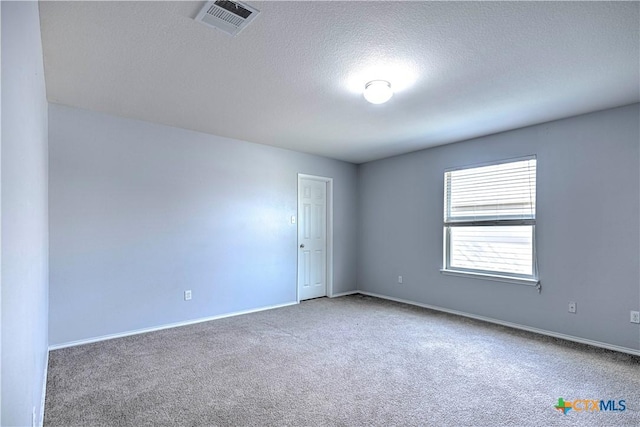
(441, 156), (539, 286)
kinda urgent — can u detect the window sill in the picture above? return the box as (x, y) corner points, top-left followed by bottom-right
(440, 269), (539, 286)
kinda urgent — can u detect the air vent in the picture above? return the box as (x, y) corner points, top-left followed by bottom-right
(195, 1), (260, 37)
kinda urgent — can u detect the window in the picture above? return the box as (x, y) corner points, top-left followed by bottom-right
(442, 157), (537, 283)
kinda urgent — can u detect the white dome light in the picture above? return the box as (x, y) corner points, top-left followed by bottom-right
(363, 80), (393, 104)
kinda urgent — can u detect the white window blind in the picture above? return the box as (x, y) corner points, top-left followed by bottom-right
(443, 157), (537, 280)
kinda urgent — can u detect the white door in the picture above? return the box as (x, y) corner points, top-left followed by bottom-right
(298, 177), (327, 300)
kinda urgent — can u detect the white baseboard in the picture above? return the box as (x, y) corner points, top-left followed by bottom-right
(358, 291), (640, 357)
(39, 349), (49, 427)
(48, 291), (640, 357)
(49, 301), (298, 351)
(330, 290), (358, 298)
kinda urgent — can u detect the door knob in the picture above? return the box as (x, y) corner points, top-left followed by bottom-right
(300, 244), (305, 248)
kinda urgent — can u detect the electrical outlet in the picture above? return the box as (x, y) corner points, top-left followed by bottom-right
(184, 290), (192, 301)
(568, 302), (577, 314)
(631, 311), (640, 324)
(291, 215), (296, 224)
(398, 275), (403, 284)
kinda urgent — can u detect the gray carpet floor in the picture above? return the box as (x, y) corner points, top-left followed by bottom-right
(45, 294), (640, 426)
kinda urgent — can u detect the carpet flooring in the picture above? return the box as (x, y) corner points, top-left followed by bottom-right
(45, 294), (640, 426)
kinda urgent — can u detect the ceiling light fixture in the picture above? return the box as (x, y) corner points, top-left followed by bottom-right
(363, 80), (393, 104)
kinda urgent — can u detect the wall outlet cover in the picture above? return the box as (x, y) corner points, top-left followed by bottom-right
(184, 290), (192, 301)
(568, 302), (577, 313)
(631, 311), (640, 324)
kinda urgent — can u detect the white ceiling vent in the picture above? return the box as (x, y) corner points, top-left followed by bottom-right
(195, 1), (260, 37)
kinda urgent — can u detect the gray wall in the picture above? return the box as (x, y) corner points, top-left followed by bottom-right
(49, 104), (358, 346)
(358, 104), (640, 351)
(1, 1), (50, 426)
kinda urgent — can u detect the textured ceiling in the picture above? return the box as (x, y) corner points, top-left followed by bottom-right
(39, 1), (639, 164)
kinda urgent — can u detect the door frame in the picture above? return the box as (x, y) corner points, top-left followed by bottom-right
(296, 174), (334, 303)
